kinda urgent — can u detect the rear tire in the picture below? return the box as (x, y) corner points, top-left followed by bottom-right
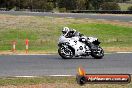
(58, 46), (74, 59)
(91, 46), (104, 59)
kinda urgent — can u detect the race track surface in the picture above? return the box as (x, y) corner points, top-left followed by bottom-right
(0, 53), (132, 77)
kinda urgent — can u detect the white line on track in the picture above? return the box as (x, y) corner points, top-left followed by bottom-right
(97, 19), (106, 21)
(116, 52), (132, 54)
(49, 75), (74, 77)
(11, 53), (113, 55)
(114, 20), (120, 21)
(104, 53), (113, 54)
(105, 52), (132, 54)
(15, 54), (55, 55)
(14, 76), (37, 78)
(14, 75), (74, 77)
(129, 21), (132, 22)
(66, 17), (74, 19)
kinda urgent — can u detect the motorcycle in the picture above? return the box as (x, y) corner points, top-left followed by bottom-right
(58, 32), (104, 59)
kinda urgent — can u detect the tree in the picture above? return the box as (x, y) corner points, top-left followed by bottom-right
(57, 0), (76, 10)
(1, 0), (125, 11)
(103, 0), (130, 2)
(100, 2), (121, 10)
(76, 0), (86, 10)
(29, 0), (53, 11)
(89, 0), (104, 10)
(0, 0), (6, 8)
(15, 0), (31, 9)
(85, 0), (94, 10)
(128, 6), (132, 11)
(0, 0), (16, 10)
(44, 2), (54, 11)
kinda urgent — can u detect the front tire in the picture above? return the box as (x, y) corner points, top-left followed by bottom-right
(91, 46), (104, 59)
(58, 46), (74, 59)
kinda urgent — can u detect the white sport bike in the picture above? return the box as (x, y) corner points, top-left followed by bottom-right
(58, 33), (104, 59)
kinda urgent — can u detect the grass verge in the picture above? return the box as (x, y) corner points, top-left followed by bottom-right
(0, 76), (131, 88)
(0, 14), (132, 53)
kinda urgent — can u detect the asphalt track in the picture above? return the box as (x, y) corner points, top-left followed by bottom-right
(0, 11), (132, 22)
(0, 53), (132, 77)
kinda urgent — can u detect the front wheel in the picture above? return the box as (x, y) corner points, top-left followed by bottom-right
(91, 46), (104, 59)
(58, 46), (74, 59)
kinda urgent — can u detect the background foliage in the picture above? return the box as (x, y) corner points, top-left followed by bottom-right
(0, 0), (131, 11)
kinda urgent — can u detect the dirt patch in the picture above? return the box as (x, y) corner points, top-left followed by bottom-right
(0, 83), (80, 88)
(92, 19), (132, 28)
(103, 47), (132, 52)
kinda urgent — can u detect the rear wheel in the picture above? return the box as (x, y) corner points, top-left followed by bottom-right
(91, 46), (104, 59)
(58, 46), (74, 59)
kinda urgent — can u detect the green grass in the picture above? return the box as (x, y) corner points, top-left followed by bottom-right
(69, 24), (132, 47)
(0, 14), (132, 52)
(0, 77), (132, 88)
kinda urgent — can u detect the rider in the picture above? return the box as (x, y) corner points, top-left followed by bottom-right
(62, 27), (82, 38)
(62, 27), (90, 46)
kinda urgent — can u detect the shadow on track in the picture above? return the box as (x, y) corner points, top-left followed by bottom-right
(57, 56), (102, 60)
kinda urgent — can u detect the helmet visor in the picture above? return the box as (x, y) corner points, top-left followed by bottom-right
(62, 31), (66, 34)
